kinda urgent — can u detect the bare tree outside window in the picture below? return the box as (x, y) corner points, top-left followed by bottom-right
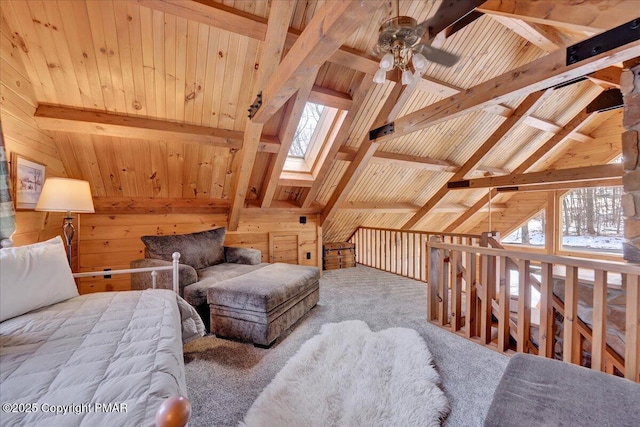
(288, 102), (324, 158)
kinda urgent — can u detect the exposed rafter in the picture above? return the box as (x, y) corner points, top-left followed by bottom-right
(370, 35), (640, 145)
(135, 0), (467, 99)
(227, 0), (296, 230)
(401, 90), (552, 230)
(477, 0), (636, 33)
(249, 0), (385, 124)
(448, 163), (622, 190)
(93, 197), (229, 214)
(444, 109), (599, 232)
(339, 201), (507, 214)
(335, 148), (508, 175)
(489, 15), (566, 52)
(33, 104), (280, 149)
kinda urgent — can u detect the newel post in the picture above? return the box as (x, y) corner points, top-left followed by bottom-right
(621, 59), (640, 263)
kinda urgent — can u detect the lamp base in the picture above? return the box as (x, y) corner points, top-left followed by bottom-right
(62, 215), (75, 268)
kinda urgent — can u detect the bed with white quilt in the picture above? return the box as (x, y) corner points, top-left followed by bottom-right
(0, 236), (204, 427)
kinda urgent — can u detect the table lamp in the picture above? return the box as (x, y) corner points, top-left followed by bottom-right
(35, 178), (95, 267)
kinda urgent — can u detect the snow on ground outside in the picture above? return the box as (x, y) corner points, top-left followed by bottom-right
(502, 219), (623, 252)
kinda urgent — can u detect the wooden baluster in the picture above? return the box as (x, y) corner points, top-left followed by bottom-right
(517, 260), (531, 353)
(563, 266), (579, 364)
(367, 229), (372, 266)
(480, 254), (493, 345)
(438, 248), (449, 326)
(498, 256), (511, 352)
(592, 269), (607, 372)
(539, 262), (555, 358)
(395, 231), (401, 275)
(625, 274), (639, 381)
(414, 234), (421, 279)
(451, 250), (462, 332)
(420, 234), (427, 282)
(402, 232), (408, 277)
(408, 232), (415, 279)
(465, 250), (478, 339)
(427, 236), (440, 321)
(376, 229), (381, 269)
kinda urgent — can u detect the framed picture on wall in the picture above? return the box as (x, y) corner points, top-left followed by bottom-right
(11, 153), (45, 210)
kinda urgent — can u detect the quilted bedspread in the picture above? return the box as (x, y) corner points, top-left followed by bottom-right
(0, 289), (196, 427)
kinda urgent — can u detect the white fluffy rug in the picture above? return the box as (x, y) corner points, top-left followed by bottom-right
(241, 320), (449, 427)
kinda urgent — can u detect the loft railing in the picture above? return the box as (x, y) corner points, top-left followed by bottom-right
(349, 226), (639, 382)
(348, 227), (481, 282)
(428, 237), (639, 382)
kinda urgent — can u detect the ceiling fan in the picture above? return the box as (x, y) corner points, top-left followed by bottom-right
(372, 0), (486, 85)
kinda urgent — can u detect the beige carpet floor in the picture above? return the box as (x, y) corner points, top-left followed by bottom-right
(184, 264), (509, 426)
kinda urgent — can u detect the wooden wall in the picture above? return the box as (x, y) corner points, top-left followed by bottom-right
(78, 211), (322, 293)
(0, 10), (77, 267)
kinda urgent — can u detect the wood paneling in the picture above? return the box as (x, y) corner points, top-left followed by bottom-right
(78, 211), (320, 293)
(0, 9), (79, 268)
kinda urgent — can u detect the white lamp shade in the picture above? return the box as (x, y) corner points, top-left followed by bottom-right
(35, 178), (95, 213)
(401, 69), (414, 85)
(373, 68), (387, 84)
(412, 52), (428, 71)
(379, 53), (394, 71)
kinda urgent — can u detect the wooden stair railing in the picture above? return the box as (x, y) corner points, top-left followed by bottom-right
(486, 237), (626, 373)
(428, 238), (639, 382)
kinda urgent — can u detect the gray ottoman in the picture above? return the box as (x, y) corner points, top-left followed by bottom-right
(484, 353), (640, 426)
(207, 263), (320, 346)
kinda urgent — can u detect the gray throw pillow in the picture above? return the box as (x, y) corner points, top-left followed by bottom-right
(141, 228), (226, 270)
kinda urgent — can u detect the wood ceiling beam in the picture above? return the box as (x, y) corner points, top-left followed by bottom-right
(448, 163), (623, 190)
(338, 201), (507, 213)
(250, 0), (384, 124)
(495, 177), (622, 192)
(228, 0), (295, 231)
(477, 0), (637, 33)
(260, 75), (316, 208)
(489, 15), (565, 52)
(299, 75), (374, 208)
(444, 109), (598, 232)
(587, 66), (623, 89)
(308, 85), (352, 110)
(371, 34), (640, 146)
(135, 0), (463, 99)
(33, 104), (280, 149)
(335, 147), (508, 175)
(92, 197), (229, 214)
(244, 200), (321, 215)
(135, 0), (268, 39)
(401, 90), (551, 229)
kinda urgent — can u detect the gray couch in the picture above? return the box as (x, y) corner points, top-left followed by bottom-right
(131, 228), (270, 329)
(131, 228), (320, 345)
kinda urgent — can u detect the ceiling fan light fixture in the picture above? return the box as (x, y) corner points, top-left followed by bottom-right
(373, 68), (387, 84)
(379, 53), (394, 71)
(412, 52), (428, 71)
(401, 69), (413, 85)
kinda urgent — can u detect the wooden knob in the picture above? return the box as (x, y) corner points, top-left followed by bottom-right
(155, 396), (191, 427)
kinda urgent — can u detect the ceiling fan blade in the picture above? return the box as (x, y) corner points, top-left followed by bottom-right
(414, 44), (460, 67)
(415, 0), (487, 39)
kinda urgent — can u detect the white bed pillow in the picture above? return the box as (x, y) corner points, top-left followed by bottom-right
(0, 236), (79, 322)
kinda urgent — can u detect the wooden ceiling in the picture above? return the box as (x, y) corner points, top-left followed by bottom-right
(1, 0), (638, 241)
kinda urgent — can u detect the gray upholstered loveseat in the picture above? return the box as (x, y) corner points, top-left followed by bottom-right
(130, 227), (320, 346)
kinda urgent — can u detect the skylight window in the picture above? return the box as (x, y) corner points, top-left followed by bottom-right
(288, 102), (325, 158)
